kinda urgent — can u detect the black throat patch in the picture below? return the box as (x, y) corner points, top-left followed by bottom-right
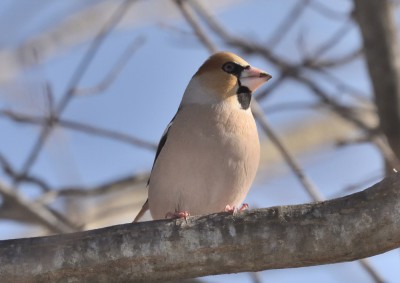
(236, 86), (252, 110)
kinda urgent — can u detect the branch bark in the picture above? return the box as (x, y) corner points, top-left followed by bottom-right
(1, 174), (400, 282)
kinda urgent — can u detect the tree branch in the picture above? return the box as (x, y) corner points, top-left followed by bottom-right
(1, 174), (400, 282)
(353, 0), (400, 162)
(0, 109), (157, 150)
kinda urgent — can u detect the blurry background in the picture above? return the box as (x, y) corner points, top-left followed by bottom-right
(0, 0), (399, 282)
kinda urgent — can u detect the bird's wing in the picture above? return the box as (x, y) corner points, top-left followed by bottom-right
(133, 109), (180, 223)
(147, 109), (180, 186)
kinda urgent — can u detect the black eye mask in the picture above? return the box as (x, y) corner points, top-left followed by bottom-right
(221, 61), (248, 77)
(221, 61), (252, 110)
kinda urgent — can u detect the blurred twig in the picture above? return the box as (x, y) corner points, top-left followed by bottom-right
(252, 103), (324, 201)
(176, 0), (217, 53)
(38, 173), (149, 205)
(266, 0), (311, 48)
(0, 152), (51, 192)
(309, 0), (350, 20)
(314, 48), (362, 68)
(309, 17), (353, 60)
(254, 73), (285, 101)
(0, 109), (157, 150)
(73, 36), (145, 96)
(59, 119), (157, 150)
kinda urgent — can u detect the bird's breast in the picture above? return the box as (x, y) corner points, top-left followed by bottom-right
(148, 103), (260, 219)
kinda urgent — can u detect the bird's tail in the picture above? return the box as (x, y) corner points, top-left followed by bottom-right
(133, 199), (149, 222)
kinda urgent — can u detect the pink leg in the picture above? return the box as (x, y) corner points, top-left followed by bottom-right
(224, 203), (249, 214)
(239, 203), (249, 211)
(165, 210), (190, 220)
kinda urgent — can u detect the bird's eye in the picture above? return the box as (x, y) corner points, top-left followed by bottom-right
(222, 62), (238, 74)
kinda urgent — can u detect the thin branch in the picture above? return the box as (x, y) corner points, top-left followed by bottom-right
(0, 109), (157, 150)
(58, 119), (157, 150)
(254, 73), (286, 101)
(37, 173), (149, 205)
(72, 36), (145, 96)
(1, 174), (399, 282)
(313, 48), (362, 68)
(266, 0), (311, 48)
(371, 135), (400, 171)
(252, 102), (324, 201)
(294, 74), (400, 171)
(0, 152), (51, 192)
(190, 0), (288, 68)
(313, 68), (371, 104)
(309, 0), (350, 20)
(249, 272), (263, 283)
(0, 109), (43, 124)
(309, 18), (353, 60)
(294, 74), (371, 129)
(175, 0), (217, 53)
(263, 101), (325, 114)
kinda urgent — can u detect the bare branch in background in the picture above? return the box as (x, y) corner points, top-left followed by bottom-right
(254, 73), (286, 100)
(308, 18), (353, 60)
(17, 0), (138, 186)
(58, 119), (157, 150)
(309, 0), (350, 20)
(0, 109), (157, 150)
(252, 103), (324, 201)
(38, 173), (149, 205)
(266, 0), (311, 49)
(175, 0), (217, 53)
(0, 152), (51, 192)
(72, 36), (145, 96)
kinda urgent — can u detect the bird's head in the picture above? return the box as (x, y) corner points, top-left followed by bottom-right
(182, 52), (271, 109)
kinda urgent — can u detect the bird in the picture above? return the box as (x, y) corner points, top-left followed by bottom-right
(133, 51), (271, 222)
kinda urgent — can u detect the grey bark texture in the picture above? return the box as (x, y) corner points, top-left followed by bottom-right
(1, 174), (400, 282)
(353, 0), (400, 158)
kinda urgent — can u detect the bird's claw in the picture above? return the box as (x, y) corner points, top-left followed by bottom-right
(224, 203), (249, 215)
(165, 210), (190, 221)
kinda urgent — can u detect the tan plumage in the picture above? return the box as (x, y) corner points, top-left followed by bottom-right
(134, 51), (271, 222)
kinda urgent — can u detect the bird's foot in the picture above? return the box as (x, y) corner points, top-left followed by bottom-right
(224, 203), (249, 215)
(165, 210), (190, 221)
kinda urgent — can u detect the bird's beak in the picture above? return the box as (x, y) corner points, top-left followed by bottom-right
(239, 66), (272, 92)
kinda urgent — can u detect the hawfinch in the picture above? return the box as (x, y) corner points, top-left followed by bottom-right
(134, 51), (271, 222)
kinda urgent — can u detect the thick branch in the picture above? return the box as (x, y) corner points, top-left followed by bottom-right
(1, 174), (400, 282)
(354, 0), (400, 159)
